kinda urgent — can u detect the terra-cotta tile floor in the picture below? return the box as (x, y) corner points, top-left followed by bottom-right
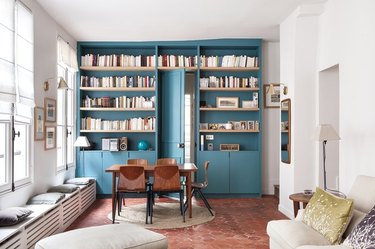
(67, 196), (286, 249)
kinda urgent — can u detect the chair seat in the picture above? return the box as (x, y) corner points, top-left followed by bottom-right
(191, 182), (205, 189)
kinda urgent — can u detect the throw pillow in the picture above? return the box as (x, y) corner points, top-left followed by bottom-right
(65, 177), (94, 185)
(0, 207), (33, 226)
(302, 187), (353, 244)
(47, 184), (80, 193)
(343, 205), (375, 248)
(27, 193), (66, 205)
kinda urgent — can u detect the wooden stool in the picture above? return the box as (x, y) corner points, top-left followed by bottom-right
(289, 193), (313, 217)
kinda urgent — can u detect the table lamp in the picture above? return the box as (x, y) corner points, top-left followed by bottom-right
(74, 136), (90, 174)
(312, 124), (344, 197)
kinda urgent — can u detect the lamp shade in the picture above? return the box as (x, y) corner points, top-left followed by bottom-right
(57, 78), (69, 90)
(313, 124), (340, 141)
(73, 136), (90, 147)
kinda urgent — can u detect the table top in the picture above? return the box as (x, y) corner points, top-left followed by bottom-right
(105, 163), (198, 173)
(289, 193), (313, 202)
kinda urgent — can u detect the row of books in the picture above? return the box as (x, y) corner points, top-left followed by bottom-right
(80, 75), (156, 88)
(157, 55), (197, 67)
(81, 54), (156, 67)
(81, 116), (156, 131)
(200, 55), (259, 68)
(200, 76), (259, 89)
(82, 96), (155, 109)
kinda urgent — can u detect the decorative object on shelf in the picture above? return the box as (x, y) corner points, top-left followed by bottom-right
(200, 123), (208, 130)
(45, 126), (56, 150)
(207, 143), (213, 151)
(216, 97), (239, 108)
(119, 137), (128, 151)
(34, 107), (44, 141)
(312, 124), (344, 196)
(137, 140), (149, 151)
(44, 98), (56, 122)
(264, 84), (280, 108)
(219, 144), (240, 151)
(242, 100), (253, 108)
(74, 136), (90, 174)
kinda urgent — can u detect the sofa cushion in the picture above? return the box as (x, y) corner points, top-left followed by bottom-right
(267, 220), (330, 249)
(343, 205), (375, 248)
(35, 223), (168, 249)
(297, 246), (350, 249)
(0, 207), (33, 226)
(302, 187), (353, 244)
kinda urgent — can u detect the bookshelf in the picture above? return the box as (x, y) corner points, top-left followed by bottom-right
(76, 39), (262, 196)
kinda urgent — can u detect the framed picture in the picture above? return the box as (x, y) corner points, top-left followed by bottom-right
(264, 84), (280, 108)
(240, 121), (248, 130)
(216, 97), (239, 108)
(45, 125), (56, 150)
(44, 98), (56, 122)
(242, 100), (253, 108)
(248, 121), (255, 130)
(200, 123), (208, 130)
(220, 144), (240, 151)
(34, 107), (44, 141)
(233, 121), (242, 130)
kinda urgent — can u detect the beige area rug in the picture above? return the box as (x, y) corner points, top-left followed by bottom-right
(108, 202), (215, 229)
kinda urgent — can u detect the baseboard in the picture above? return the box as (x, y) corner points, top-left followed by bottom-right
(278, 203), (293, 219)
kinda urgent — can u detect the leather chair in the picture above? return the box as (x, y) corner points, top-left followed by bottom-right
(150, 165), (184, 224)
(156, 158), (177, 165)
(116, 165), (152, 224)
(184, 161), (214, 218)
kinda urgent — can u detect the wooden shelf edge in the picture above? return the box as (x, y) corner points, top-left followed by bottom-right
(80, 108), (155, 111)
(80, 130), (155, 133)
(80, 66), (155, 71)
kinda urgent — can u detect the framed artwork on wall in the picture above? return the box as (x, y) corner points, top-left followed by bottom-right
(34, 107), (44, 141)
(45, 125), (56, 150)
(44, 98), (56, 122)
(264, 84), (280, 108)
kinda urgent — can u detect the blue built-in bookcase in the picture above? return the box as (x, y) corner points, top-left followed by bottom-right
(76, 39), (262, 196)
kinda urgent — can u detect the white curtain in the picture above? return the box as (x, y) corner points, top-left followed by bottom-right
(57, 36), (78, 72)
(0, 0), (34, 118)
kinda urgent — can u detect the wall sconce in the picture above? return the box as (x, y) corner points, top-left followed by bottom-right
(280, 83), (288, 95)
(44, 77), (69, 91)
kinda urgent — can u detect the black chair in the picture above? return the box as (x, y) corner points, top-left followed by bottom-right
(184, 161), (214, 218)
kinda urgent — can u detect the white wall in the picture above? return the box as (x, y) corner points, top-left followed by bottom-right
(279, 0), (375, 217)
(0, 0), (76, 209)
(262, 42), (280, 195)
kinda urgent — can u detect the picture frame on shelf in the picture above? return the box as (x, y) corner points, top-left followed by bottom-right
(208, 123), (218, 130)
(264, 84), (280, 108)
(240, 121), (248, 130)
(34, 107), (44, 141)
(233, 121), (241, 130)
(44, 98), (56, 122)
(200, 123), (208, 130)
(242, 100), (253, 108)
(220, 144), (240, 151)
(45, 125), (56, 150)
(216, 97), (239, 108)
(248, 121), (255, 130)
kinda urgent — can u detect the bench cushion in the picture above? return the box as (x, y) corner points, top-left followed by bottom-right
(47, 184), (80, 193)
(35, 224), (168, 249)
(65, 177), (95, 185)
(0, 207), (33, 226)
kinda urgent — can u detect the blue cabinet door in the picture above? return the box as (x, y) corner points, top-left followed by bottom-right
(102, 151), (128, 194)
(229, 151), (260, 195)
(76, 151), (103, 193)
(128, 151), (156, 165)
(198, 151), (230, 194)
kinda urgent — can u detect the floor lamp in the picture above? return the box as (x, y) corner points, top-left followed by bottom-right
(74, 136), (90, 175)
(313, 124), (344, 197)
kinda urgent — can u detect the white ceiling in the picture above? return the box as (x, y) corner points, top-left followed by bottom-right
(36, 0), (325, 42)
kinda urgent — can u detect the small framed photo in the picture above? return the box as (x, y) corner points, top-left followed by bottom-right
(233, 121), (242, 130)
(208, 123), (218, 130)
(248, 121), (255, 130)
(240, 121), (248, 130)
(34, 107), (44, 141)
(45, 125), (56, 150)
(44, 98), (56, 122)
(200, 123), (208, 130)
(242, 100), (253, 108)
(220, 144), (240, 151)
(216, 97), (239, 108)
(264, 84), (280, 108)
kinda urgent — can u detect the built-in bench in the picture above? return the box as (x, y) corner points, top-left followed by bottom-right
(0, 180), (96, 249)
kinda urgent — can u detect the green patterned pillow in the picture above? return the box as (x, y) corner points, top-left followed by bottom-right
(302, 187), (353, 244)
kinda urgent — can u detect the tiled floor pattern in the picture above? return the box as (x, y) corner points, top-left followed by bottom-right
(67, 196), (286, 248)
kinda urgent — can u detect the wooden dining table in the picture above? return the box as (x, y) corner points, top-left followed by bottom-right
(105, 163), (198, 223)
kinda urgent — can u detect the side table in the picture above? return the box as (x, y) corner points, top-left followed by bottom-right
(289, 193), (313, 217)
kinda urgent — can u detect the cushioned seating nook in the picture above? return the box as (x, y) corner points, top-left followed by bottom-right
(35, 223), (168, 249)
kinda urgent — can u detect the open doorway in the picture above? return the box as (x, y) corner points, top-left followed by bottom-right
(318, 64), (340, 190)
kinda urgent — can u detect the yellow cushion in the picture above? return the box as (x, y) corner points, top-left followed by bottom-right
(302, 187), (353, 244)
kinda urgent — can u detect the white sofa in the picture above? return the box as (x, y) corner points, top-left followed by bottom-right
(267, 175), (375, 249)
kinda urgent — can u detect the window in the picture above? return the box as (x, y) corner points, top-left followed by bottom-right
(56, 37), (77, 171)
(0, 0), (34, 193)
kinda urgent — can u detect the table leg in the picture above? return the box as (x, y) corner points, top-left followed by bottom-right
(293, 201), (299, 218)
(112, 172), (116, 223)
(186, 173), (192, 218)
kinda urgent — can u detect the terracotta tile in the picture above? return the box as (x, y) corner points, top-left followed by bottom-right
(67, 195), (286, 248)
